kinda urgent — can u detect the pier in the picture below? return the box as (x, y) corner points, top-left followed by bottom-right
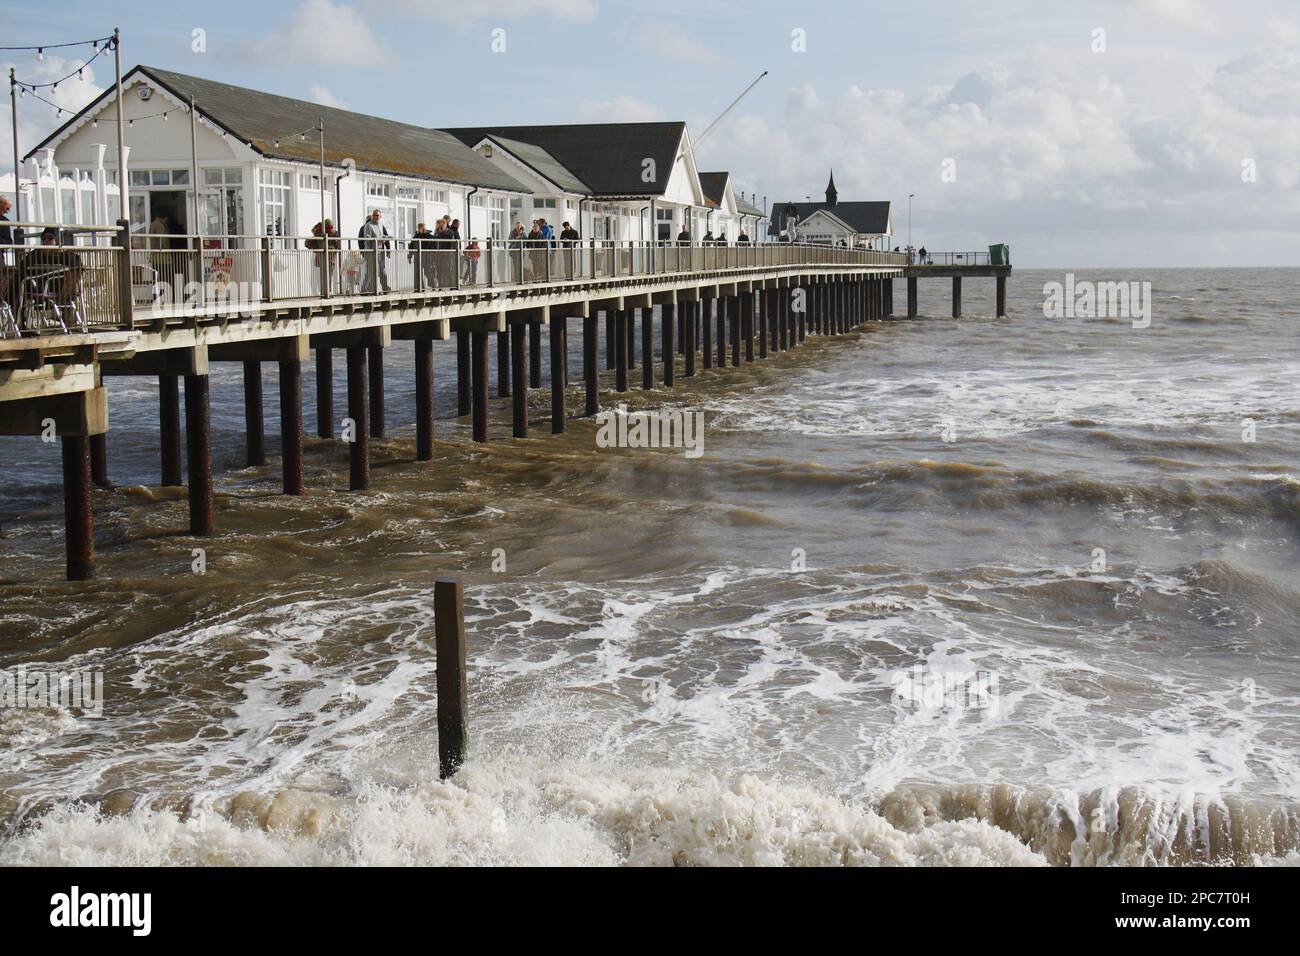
(0, 231), (986, 580)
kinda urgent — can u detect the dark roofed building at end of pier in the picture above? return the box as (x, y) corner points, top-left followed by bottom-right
(768, 171), (893, 249)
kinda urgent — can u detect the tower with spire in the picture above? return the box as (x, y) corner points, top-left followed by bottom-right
(825, 169), (838, 207)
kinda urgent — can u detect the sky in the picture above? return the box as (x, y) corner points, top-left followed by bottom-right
(3, 0), (1298, 267)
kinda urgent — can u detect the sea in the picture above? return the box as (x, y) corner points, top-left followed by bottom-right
(0, 267), (1297, 866)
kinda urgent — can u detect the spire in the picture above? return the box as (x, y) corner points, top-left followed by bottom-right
(825, 169), (838, 207)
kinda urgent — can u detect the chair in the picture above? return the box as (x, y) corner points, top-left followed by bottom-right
(0, 269), (19, 338)
(22, 267), (87, 335)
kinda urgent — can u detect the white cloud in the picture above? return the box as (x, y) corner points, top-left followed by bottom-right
(574, 95), (662, 123)
(702, 38), (1300, 266)
(309, 85), (348, 109)
(248, 0), (390, 66)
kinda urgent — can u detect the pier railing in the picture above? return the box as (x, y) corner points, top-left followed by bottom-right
(2, 234), (905, 336)
(907, 251), (1002, 267)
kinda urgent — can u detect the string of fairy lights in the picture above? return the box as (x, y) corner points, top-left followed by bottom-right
(7, 33), (117, 98)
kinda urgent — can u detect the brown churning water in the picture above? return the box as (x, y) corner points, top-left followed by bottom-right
(0, 268), (1297, 865)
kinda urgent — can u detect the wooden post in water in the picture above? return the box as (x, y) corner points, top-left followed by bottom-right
(279, 356), (304, 495)
(434, 578), (468, 779)
(456, 329), (471, 417)
(529, 319), (542, 388)
(702, 296), (713, 370)
(583, 313), (599, 416)
(778, 287), (789, 351)
(730, 296), (741, 366)
(626, 309), (636, 371)
(471, 330), (489, 442)
(415, 338), (434, 460)
(89, 434), (109, 489)
(160, 374), (183, 486)
(742, 292), (754, 362)
(315, 348), (333, 439)
(62, 435), (94, 581)
(758, 290), (769, 358)
(615, 310), (629, 392)
(677, 308), (686, 355)
(996, 275), (1007, 317)
(243, 361), (266, 467)
(605, 311), (616, 369)
(886, 278), (894, 317)
(907, 276), (919, 318)
(346, 346), (369, 490)
(185, 374), (214, 535)
(497, 329), (510, 398)
(551, 318), (567, 433)
(368, 344), (385, 438)
(511, 320), (528, 438)
(641, 307), (654, 390)
(662, 302), (675, 386)
(684, 302), (697, 377)
(716, 298), (727, 367)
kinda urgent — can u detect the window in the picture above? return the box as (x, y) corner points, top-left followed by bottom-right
(533, 197), (556, 210)
(424, 187), (449, 204)
(470, 194), (484, 207)
(397, 186), (420, 200)
(489, 197), (505, 239)
(259, 168), (292, 236)
(204, 167), (242, 186)
(366, 180), (394, 199)
(299, 173), (322, 190)
(130, 170), (151, 187)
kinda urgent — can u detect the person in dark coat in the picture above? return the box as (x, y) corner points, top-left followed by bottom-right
(409, 222), (437, 291)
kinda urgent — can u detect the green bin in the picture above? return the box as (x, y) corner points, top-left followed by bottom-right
(988, 243), (1010, 266)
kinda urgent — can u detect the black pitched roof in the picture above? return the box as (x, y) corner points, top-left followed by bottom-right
(767, 200), (891, 236)
(698, 171), (730, 208)
(32, 65), (530, 193)
(481, 135), (591, 194)
(443, 123), (687, 198)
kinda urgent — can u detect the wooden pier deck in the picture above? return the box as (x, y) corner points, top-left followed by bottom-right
(0, 238), (1008, 579)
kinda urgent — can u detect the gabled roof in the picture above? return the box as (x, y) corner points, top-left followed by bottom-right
(443, 122), (688, 198)
(735, 195), (765, 218)
(31, 65), (530, 193)
(767, 200), (891, 236)
(698, 171), (731, 208)
(480, 135), (591, 195)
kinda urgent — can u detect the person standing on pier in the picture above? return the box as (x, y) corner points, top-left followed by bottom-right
(737, 229), (749, 245)
(359, 209), (392, 294)
(560, 221), (579, 278)
(433, 217), (454, 288)
(308, 219), (339, 295)
(677, 225), (691, 244)
(409, 222), (437, 291)
(0, 197), (23, 263)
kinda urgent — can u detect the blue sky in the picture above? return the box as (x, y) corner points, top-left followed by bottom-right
(5, 0), (1300, 266)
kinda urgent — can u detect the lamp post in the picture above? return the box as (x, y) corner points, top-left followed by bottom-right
(113, 28), (126, 226)
(9, 68), (18, 221)
(908, 193), (914, 254)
